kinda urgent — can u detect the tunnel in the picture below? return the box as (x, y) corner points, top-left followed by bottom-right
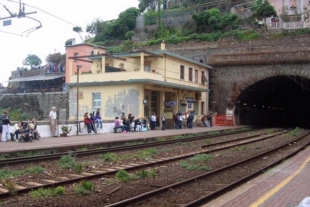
(234, 75), (310, 127)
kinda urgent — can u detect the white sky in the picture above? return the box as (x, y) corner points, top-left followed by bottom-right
(0, 0), (139, 86)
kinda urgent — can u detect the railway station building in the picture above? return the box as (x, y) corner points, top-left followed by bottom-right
(65, 42), (212, 129)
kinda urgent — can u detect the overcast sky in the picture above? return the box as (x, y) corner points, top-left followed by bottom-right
(0, 0), (139, 86)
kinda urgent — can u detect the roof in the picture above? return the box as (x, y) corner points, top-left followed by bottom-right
(154, 50), (212, 69)
(66, 79), (209, 92)
(8, 74), (65, 82)
(111, 50), (212, 69)
(66, 43), (106, 49)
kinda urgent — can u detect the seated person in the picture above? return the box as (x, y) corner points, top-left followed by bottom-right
(114, 117), (126, 132)
(122, 118), (131, 132)
(31, 118), (41, 139)
(134, 118), (142, 132)
(12, 121), (23, 141)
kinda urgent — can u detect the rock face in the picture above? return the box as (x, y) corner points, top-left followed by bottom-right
(0, 92), (69, 120)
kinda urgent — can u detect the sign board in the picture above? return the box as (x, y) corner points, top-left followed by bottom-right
(187, 98), (195, 103)
(3, 20), (11, 26)
(165, 101), (177, 106)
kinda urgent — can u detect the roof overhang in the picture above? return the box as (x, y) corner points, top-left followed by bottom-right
(8, 74), (65, 82)
(66, 79), (209, 92)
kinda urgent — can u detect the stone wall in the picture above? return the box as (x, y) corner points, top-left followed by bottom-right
(0, 92), (69, 120)
(139, 35), (310, 114)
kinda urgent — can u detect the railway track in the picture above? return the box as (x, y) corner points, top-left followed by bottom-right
(104, 130), (310, 207)
(0, 128), (290, 202)
(0, 127), (257, 166)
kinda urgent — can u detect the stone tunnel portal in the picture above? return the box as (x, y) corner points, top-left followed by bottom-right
(234, 75), (310, 127)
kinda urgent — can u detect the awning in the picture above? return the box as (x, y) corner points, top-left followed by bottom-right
(8, 74), (65, 83)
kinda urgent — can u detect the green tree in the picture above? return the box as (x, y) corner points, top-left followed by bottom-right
(192, 8), (238, 33)
(138, 0), (158, 12)
(86, 7), (140, 42)
(46, 53), (66, 65)
(22, 54), (42, 68)
(252, 0), (277, 25)
(73, 26), (84, 42)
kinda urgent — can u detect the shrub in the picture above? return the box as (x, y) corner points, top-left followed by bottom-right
(29, 186), (65, 198)
(74, 181), (94, 196)
(99, 152), (118, 162)
(116, 170), (131, 182)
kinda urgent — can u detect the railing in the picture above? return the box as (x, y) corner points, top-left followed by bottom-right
(269, 21), (308, 29)
(2, 87), (64, 94)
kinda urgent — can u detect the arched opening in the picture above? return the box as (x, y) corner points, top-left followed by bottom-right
(235, 75), (310, 127)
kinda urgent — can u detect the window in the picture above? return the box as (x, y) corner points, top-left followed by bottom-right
(92, 93), (101, 108)
(201, 71), (206, 85)
(195, 69), (198, 83)
(201, 71), (208, 85)
(189, 67), (193, 81)
(144, 61), (151, 72)
(74, 53), (79, 62)
(180, 65), (185, 80)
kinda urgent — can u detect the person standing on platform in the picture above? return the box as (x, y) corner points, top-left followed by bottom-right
(1, 110), (10, 142)
(150, 113), (157, 130)
(188, 112), (194, 129)
(49, 106), (58, 137)
(161, 113), (166, 130)
(207, 113), (213, 127)
(84, 113), (92, 135)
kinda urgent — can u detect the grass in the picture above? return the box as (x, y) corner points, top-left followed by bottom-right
(179, 154), (213, 171)
(0, 153), (12, 160)
(116, 169), (158, 182)
(29, 186), (65, 198)
(205, 139), (212, 144)
(288, 127), (300, 137)
(99, 152), (118, 162)
(74, 181), (94, 196)
(57, 152), (83, 173)
(133, 148), (157, 161)
(0, 166), (45, 179)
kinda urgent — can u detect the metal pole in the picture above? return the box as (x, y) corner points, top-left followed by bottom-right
(76, 65), (82, 135)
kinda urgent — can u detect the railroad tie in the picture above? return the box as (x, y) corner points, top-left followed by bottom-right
(81, 172), (94, 176)
(0, 187), (9, 193)
(68, 174), (84, 178)
(41, 179), (57, 183)
(25, 182), (43, 187)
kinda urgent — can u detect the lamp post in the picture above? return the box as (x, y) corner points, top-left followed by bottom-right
(76, 65), (82, 135)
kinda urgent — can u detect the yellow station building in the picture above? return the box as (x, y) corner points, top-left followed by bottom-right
(66, 42), (212, 129)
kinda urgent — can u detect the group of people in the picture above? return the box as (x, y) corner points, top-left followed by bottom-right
(1, 110), (41, 142)
(114, 112), (151, 133)
(83, 108), (104, 135)
(201, 113), (213, 127)
(173, 111), (195, 129)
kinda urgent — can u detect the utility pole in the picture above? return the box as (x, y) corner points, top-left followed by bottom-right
(76, 65), (82, 135)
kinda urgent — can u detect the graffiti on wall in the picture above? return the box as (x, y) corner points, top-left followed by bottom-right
(69, 90), (89, 118)
(104, 89), (140, 118)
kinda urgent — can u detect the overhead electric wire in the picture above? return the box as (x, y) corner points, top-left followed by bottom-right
(2, 0), (118, 41)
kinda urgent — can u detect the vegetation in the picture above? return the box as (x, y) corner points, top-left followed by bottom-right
(288, 127), (301, 137)
(116, 169), (131, 182)
(57, 152), (83, 173)
(29, 186), (65, 198)
(0, 166), (45, 179)
(74, 181), (94, 196)
(133, 148), (158, 161)
(22, 54), (42, 68)
(99, 152), (118, 162)
(179, 154), (212, 171)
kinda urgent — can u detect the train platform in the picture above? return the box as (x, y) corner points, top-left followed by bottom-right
(204, 146), (310, 207)
(0, 125), (244, 154)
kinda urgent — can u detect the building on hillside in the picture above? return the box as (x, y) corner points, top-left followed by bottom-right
(65, 43), (106, 83)
(232, 0), (310, 29)
(66, 42), (212, 129)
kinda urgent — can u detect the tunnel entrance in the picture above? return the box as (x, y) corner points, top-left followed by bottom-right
(235, 75), (310, 127)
